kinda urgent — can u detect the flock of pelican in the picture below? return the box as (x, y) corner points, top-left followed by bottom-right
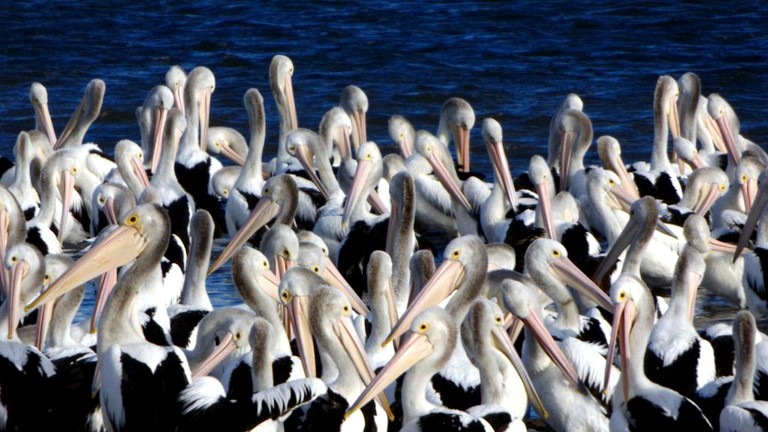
(1, 56), (768, 431)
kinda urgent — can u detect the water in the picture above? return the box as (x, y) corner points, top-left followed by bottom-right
(1, 2), (767, 327)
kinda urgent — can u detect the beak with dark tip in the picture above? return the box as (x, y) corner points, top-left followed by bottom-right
(209, 195), (281, 275)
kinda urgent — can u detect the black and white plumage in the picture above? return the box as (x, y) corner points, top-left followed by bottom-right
(737, 170), (768, 320)
(644, 246), (716, 399)
(719, 311), (768, 432)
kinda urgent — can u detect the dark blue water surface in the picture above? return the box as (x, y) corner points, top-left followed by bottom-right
(1, 1), (767, 322)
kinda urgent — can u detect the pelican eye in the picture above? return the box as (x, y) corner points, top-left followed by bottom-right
(261, 260), (269, 269)
(495, 316), (502, 324)
(282, 249), (291, 258)
(425, 145), (432, 153)
(719, 184), (726, 192)
(608, 179), (615, 186)
(98, 196), (106, 205)
(619, 291), (627, 301)
(365, 153), (372, 160)
(742, 175), (748, 183)
(288, 145), (296, 154)
(44, 274), (50, 282)
(343, 305), (350, 315)
(10, 256), (16, 263)
(263, 187), (271, 195)
(125, 214), (139, 226)
(312, 265), (320, 273)
(222, 189), (229, 196)
(451, 250), (460, 259)
(214, 335), (221, 345)
(552, 249), (561, 258)
(235, 332), (242, 340)
(418, 322), (429, 333)
(281, 291), (291, 301)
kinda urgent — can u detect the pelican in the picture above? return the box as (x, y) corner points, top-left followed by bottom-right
(644, 246), (716, 398)
(165, 65), (186, 115)
(683, 214), (746, 308)
(319, 106), (351, 168)
(389, 114), (416, 159)
(210, 174), (299, 275)
(226, 88), (267, 238)
(90, 183), (135, 237)
(718, 311), (768, 431)
(168, 209), (214, 349)
(285, 283), (391, 431)
(437, 97), (475, 174)
(0, 243), (56, 430)
(500, 279), (608, 432)
(55, 78), (105, 150)
(711, 153), (763, 230)
(270, 55), (299, 175)
(347, 307), (495, 431)
(736, 170), (768, 319)
(206, 126), (247, 166)
(7, 131), (41, 220)
(151, 108), (195, 251)
(29, 81), (57, 148)
(556, 108), (593, 199)
(113, 139), (151, 199)
(340, 85), (368, 155)
(210, 166), (241, 201)
(137, 85), (174, 174)
(547, 93), (584, 178)
(174, 66), (225, 236)
(603, 207), (713, 430)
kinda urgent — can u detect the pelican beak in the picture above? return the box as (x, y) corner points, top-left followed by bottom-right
(151, 107), (168, 174)
(275, 255), (293, 281)
(605, 153), (640, 201)
(559, 130), (572, 192)
(456, 125), (470, 173)
(610, 186), (677, 239)
(173, 84), (185, 117)
(689, 151), (707, 170)
(346, 330), (432, 420)
(333, 311), (392, 419)
(351, 110), (367, 154)
(687, 272), (703, 323)
(89, 267), (118, 334)
(35, 300), (51, 350)
(34, 100), (57, 148)
(605, 298), (635, 401)
(551, 256), (613, 310)
(25, 223), (147, 312)
(322, 257), (369, 316)
(427, 150), (472, 212)
(491, 326), (548, 419)
(742, 178), (758, 215)
(0, 209), (10, 297)
(367, 189), (389, 216)
(715, 115), (741, 166)
(735, 183), (768, 261)
(706, 114), (727, 153)
(286, 293), (316, 378)
(132, 155), (151, 189)
(55, 97), (86, 150)
(692, 183), (723, 216)
(708, 237), (742, 255)
(257, 268), (281, 303)
(209, 195), (280, 275)
(535, 180), (556, 240)
(199, 87), (212, 152)
(294, 144), (329, 200)
(668, 95), (681, 139)
(192, 332), (238, 378)
(593, 215), (637, 283)
(6, 259), (28, 340)
(58, 169), (76, 244)
(488, 140), (518, 210)
(336, 127), (352, 161)
(343, 159), (373, 227)
(219, 140), (247, 167)
(382, 259), (464, 347)
(284, 74), (298, 131)
(397, 135), (412, 159)
(522, 304), (583, 390)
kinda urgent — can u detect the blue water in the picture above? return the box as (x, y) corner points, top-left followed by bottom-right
(1, 1), (767, 324)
